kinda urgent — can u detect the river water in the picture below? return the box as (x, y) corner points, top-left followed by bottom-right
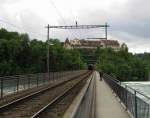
(123, 82), (150, 97)
(123, 81), (150, 105)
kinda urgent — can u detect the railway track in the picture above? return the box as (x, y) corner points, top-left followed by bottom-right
(0, 71), (92, 118)
(31, 72), (89, 118)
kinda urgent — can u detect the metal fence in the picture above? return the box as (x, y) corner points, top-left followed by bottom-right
(103, 73), (150, 118)
(0, 70), (86, 98)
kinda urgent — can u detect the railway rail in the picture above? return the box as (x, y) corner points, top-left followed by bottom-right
(31, 72), (90, 118)
(0, 71), (92, 118)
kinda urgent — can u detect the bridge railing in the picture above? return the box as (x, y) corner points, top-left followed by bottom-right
(71, 72), (95, 118)
(103, 73), (150, 118)
(0, 70), (86, 98)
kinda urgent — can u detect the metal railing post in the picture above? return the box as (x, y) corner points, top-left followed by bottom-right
(43, 73), (45, 84)
(21, 76), (26, 89)
(37, 74), (39, 87)
(28, 75), (30, 89)
(125, 85), (128, 110)
(53, 71), (54, 81)
(17, 77), (19, 93)
(134, 90), (137, 118)
(49, 72), (50, 81)
(1, 78), (3, 98)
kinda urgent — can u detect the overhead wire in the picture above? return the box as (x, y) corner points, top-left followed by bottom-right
(48, 0), (79, 39)
(68, 10), (81, 38)
(0, 18), (46, 39)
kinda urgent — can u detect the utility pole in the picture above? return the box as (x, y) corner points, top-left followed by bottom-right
(46, 24), (50, 80)
(76, 21), (78, 27)
(79, 52), (80, 70)
(105, 22), (108, 40)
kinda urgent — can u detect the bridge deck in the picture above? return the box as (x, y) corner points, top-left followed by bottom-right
(95, 71), (131, 118)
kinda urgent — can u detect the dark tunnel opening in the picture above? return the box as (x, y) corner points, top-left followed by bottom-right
(88, 65), (94, 70)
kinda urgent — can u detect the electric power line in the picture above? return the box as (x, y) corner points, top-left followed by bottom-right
(68, 10), (81, 38)
(48, 0), (79, 38)
(0, 18), (46, 38)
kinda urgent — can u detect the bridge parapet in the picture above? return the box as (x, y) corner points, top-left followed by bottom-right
(0, 70), (87, 98)
(103, 72), (150, 118)
(63, 72), (96, 118)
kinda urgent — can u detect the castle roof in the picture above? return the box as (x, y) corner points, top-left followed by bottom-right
(66, 39), (120, 47)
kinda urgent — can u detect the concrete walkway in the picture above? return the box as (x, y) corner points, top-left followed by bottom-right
(95, 71), (131, 118)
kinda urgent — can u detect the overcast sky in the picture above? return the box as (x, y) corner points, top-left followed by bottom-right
(0, 0), (150, 53)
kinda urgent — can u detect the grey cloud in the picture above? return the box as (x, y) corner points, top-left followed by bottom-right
(0, 0), (150, 53)
(0, 0), (20, 6)
(113, 0), (150, 38)
(23, 12), (49, 40)
(76, 0), (150, 39)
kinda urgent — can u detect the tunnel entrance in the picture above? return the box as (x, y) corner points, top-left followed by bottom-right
(88, 65), (94, 70)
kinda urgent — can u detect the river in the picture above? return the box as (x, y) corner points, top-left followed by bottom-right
(123, 82), (150, 96)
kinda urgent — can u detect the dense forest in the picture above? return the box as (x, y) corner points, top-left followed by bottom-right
(136, 52), (150, 67)
(0, 28), (149, 81)
(96, 47), (150, 81)
(0, 28), (87, 76)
